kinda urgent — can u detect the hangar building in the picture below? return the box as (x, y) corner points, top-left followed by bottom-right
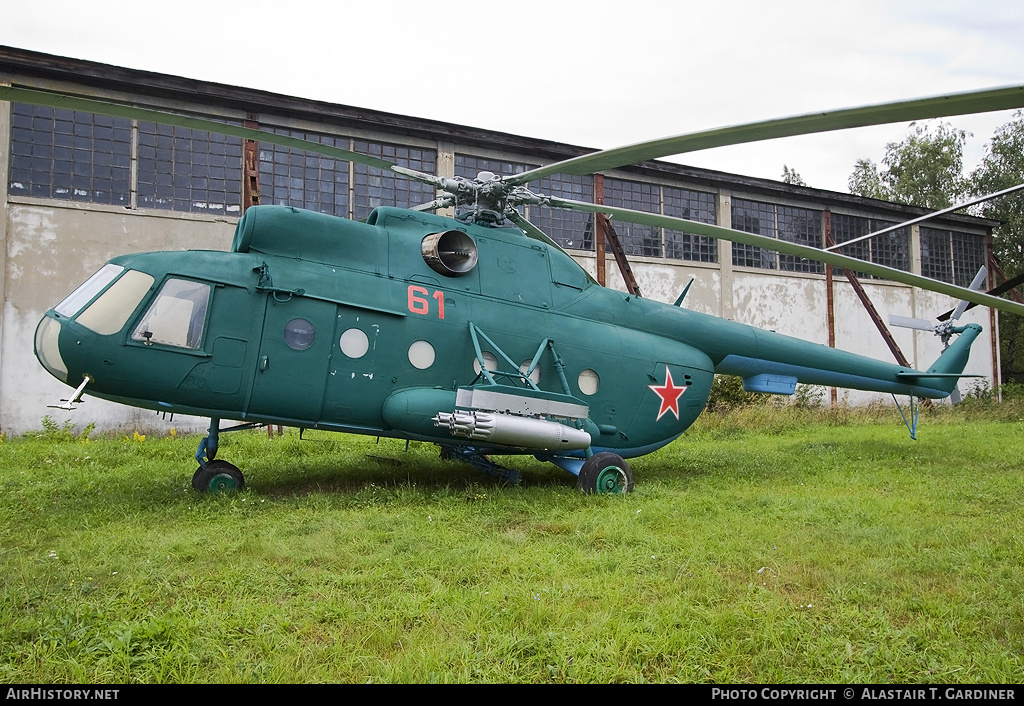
(0, 46), (1001, 433)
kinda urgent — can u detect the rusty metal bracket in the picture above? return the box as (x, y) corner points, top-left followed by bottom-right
(243, 116), (261, 210)
(826, 218), (911, 368)
(592, 174), (641, 297)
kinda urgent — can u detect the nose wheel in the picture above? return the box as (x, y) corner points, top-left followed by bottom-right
(192, 459), (245, 493)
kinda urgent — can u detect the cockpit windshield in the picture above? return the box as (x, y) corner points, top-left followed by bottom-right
(55, 264), (125, 318)
(74, 270), (156, 335)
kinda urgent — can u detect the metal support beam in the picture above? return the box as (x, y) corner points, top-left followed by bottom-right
(984, 254), (1024, 306)
(844, 268), (911, 368)
(824, 212), (838, 405)
(242, 117), (282, 437)
(827, 225), (912, 369)
(597, 215), (642, 297)
(594, 175), (606, 287)
(592, 174), (641, 296)
(243, 116), (261, 211)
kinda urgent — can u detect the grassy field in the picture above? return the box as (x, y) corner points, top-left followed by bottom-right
(1, 399), (1023, 683)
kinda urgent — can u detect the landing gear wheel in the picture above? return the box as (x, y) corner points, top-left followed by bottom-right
(192, 460), (245, 493)
(577, 452), (633, 494)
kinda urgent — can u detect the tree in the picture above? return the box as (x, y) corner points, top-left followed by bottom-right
(781, 165), (806, 186)
(847, 158), (887, 200)
(971, 111), (1024, 275)
(847, 121), (968, 209)
(970, 110), (1024, 384)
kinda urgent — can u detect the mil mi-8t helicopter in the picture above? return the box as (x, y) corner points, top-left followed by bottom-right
(9, 82), (1024, 494)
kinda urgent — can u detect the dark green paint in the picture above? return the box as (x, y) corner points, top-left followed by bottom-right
(37, 206), (979, 472)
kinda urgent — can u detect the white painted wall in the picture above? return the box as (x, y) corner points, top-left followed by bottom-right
(1, 201), (235, 434)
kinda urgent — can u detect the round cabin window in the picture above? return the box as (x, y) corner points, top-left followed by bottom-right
(283, 318), (315, 351)
(340, 328), (370, 358)
(578, 369), (600, 396)
(408, 340), (436, 370)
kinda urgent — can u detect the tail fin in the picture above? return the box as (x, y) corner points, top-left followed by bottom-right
(896, 323), (982, 396)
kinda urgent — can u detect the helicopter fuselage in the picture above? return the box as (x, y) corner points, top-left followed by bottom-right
(35, 205), (977, 467)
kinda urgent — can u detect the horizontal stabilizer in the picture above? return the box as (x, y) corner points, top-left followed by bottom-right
(895, 372), (984, 379)
(743, 374), (798, 395)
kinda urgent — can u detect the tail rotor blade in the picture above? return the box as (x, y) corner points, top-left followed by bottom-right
(950, 266), (989, 322)
(937, 269), (1024, 321)
(889, 315), (936, 332)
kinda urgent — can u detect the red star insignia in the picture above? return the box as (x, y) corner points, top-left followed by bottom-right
(648, 367), (687, 421)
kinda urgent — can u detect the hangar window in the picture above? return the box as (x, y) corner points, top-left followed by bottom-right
(870, 220), (911, 273)
(526, 173), (595, 251)
(732, 199), (823, 273)
(601, 178), (718, 262)
(663, 187), (718, 263)
(456, 155), (535, 180)
(951, 230), (987, 288)
(258, 127), (350, 217)
(921, 227), (986, 287)
(353, 141), (437, 220)
(831, 214), (910, 279)
(604, 179), (662, 257)
(8, 103), (131, 205)
(137, 122), (243, 214)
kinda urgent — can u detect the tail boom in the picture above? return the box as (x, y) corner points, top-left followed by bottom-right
(714, 324), (982, 400)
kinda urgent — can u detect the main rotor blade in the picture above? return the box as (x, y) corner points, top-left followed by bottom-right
(510, 85), (1024, 184)
(937, 270), (1024, 321)
(547, 196), (1024, 318)
(0, 86), (396, 172)
(825, 184), (1024, 253)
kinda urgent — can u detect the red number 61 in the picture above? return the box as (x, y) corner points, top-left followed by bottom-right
(408, 285), (445, 319)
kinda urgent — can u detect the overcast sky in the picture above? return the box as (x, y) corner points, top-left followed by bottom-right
(2, 0), (1022, 194)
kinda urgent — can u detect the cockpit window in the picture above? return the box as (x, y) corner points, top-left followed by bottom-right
(55, 264), (125, 317)
(74, 270), (155, 335)
(131, 279), (211, 349)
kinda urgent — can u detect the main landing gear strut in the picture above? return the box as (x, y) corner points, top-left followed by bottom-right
(442, 445), (634, 494)
(439, 445), (523, 486)
(192, 417), (259, 493)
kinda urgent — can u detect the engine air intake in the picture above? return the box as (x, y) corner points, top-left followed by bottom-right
(421, 230), (478, 277)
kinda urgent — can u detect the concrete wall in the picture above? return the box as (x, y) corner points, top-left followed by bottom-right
(1, 200), (235, 434)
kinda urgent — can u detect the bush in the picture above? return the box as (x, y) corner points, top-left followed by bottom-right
(36, 415), (95, 442)
(704, 375), (767, 412)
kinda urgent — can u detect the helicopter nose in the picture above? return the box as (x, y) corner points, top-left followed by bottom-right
(35, 315), (69, 383)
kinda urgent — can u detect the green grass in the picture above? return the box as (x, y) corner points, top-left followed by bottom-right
(2, 402), (1023, 683)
